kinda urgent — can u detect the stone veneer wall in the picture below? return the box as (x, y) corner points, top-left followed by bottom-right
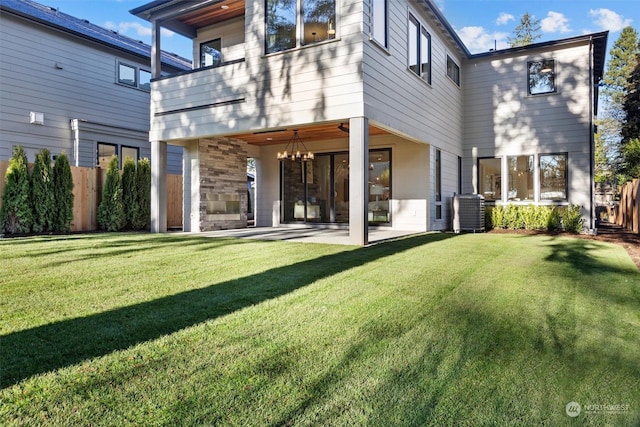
(199, 137), (248, 231)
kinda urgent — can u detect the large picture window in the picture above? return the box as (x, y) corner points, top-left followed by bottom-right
(507, 155), (533, 201)
(540, 154), (567, 201)
(266, 0), (336, 54)
(408, 14), (431, 83)
(479, 158), (502, 201)
(528, 59), (555, 95)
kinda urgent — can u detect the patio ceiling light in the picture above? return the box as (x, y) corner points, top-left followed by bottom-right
(277, 130), (314, 161)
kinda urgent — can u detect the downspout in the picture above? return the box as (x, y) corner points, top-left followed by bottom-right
(70, 119), (80, 167)
(588, 36), (596, 232)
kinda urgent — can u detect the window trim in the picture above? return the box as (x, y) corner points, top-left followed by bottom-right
(265, 0), (337, 55)
(527, 59), (556, 96)
(408, 13), (431, 84)
(446, 55), (460, 86)
(370, 0), (388, 49)
(200, 38), (223, 68)
(117, 61), (151, 92)
(539, 152), (568, 202)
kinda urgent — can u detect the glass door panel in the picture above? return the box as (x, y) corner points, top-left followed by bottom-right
(334, 153), (350, 223)
(306, 156), (331, 222)
(368, 150), (391, 224)
(282, 160), (305, 222)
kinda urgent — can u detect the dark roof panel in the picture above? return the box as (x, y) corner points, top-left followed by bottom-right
(0, 0), (191, 71)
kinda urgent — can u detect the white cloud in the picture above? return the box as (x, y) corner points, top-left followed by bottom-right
(589, 8), (632, 32)
(457, 26), (510, 54)
(496, 13), (514, 26)
(104, 21), (175, 38)
(541, 11), (571, 34)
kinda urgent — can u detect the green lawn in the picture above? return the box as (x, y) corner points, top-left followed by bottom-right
(1, 232), (639, 426)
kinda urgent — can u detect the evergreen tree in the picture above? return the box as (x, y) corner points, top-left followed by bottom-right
(97, 156), (124, 231)
(621, 138), (640, 179)
(31, 148), (55, 233)
(622, 55), (640, 142)
(1, 146), (33, 234)
(52, 152), (74, 232)
(121, 156), (138, 230)
(598, 26), (640, 185)
(133, 158), (151, 230)
(508, 13), (541, 47)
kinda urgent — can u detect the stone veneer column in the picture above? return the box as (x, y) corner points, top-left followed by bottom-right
(198, 137), (249, 231)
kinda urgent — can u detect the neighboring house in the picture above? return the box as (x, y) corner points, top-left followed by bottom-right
(131, 0), (606, 244)
(0, 0), (190, 174)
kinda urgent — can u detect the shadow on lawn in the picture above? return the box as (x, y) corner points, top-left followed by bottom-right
(0, 233), (454, 388)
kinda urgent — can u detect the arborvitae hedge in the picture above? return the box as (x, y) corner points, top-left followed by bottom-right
(134, 158), (151, 231)
(1, 146), (33, 234)
(97, 156), (124, 231)
(31, 148), (55, 233)
(52, 152), (74, 232)
(121, 157), (139, 230)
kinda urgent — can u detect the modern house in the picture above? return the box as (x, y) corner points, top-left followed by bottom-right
(131, 0), (607, 244)
(0, 0), (190, 173)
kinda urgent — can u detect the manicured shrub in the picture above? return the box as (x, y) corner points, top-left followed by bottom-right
(133, 158), (151, 231)
(484, 206), (494, 230)
(520, 205), (538, 230)
(97, 156), (124, 231)
(490, 205), (505, 229)
(503, 204), (522, 229)
(121, 156), (138, 230)
(1, 146), (33, 234)
(31, 148), (55, 233)
(52, 152), (74, 232)
(562, 204), (584, 234)
(545, 207), (562, 232)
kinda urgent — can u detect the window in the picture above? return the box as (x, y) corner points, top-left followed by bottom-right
(371, 0), (388, 48)
(266, 0), (336, 54)
(408, 14), (431, 83)
(118, 63), (136, 87)
(458, 156), (462, 194)
(540, 154), (567, 201)
(528, 59), (555, 95)
(447, 56), (460, 86)
(139, 69), (151, 91)
(122, 146), (139, 164)
(479, 158), (502, 201)
(117, 62), (151, 91)
(201, 38), (222, 68)
(97, 143), (117, 169)
(435, 149), (442, 220)
(507, 155), (534, 201)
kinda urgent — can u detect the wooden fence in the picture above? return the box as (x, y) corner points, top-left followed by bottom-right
(612, 178), (639, 234)
(0, 160), (183, 232)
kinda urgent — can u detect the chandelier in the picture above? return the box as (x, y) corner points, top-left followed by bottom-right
(276, 130), (314, 161)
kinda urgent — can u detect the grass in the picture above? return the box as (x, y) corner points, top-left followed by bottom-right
(1, 232), (639, 426)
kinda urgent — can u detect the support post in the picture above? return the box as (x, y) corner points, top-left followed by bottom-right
(183, 141), (200, 232)
(349, 117), (369, 245)
(151, 140), (167, 232)
(151, 19), (162, 79)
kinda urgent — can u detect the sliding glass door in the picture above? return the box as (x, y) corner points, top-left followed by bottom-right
(281, 149), (390, 224)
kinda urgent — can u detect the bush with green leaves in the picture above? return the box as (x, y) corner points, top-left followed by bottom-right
(31, 148), (55, 233)
(490, 205), (505, 229)
(52, 152), (74, 232)
(503, 204), (522, 229)
(487, 204), (564, 233)
(562, 204), (584, 234)
(1, 146), (33, 234)
(133, 158), (151, 231)
(121, 157), (139, 230)
(97, 156), (124, 231)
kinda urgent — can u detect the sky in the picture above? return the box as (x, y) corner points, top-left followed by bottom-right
(40, 0), (640, 58)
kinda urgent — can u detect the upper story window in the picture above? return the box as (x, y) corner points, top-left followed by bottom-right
(528, 59), (555, 95)
(266, 0), (336, 54)
(117, 62), (151, 92)
(371, 0), (388, 48)
(408, 14), (431, 83)
(447, 56), (460, 86)
(201, 38), (222, 68)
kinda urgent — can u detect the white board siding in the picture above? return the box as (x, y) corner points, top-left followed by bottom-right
(462, 41), (594, 215)
(0, 12), (182, 170)
(362, 1), (464, 154)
